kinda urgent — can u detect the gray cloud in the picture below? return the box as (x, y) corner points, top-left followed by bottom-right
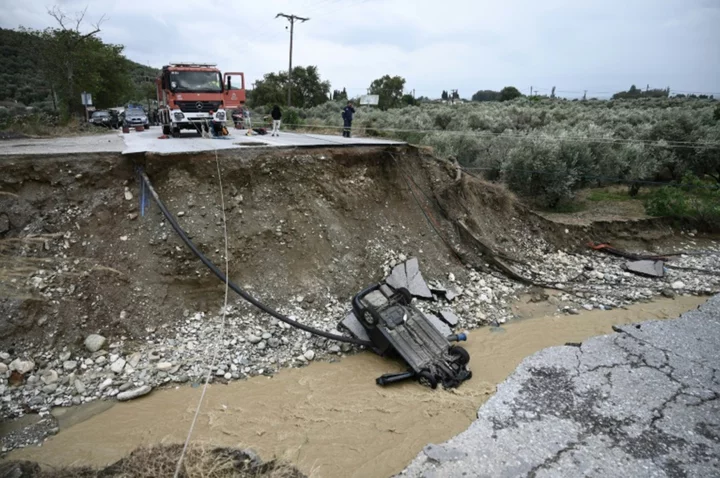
(1, 0), (718, 98)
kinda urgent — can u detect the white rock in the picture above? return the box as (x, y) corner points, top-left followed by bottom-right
(111, 358), (126, 374)
(98, 378), (113, 391)
(117, 385), (152, 401)
(84, 334), (106, 353)
(671, 281), (685, 290)
(124, 187), (133, 201)
(304, 350), (316, 361)
(0, 352), (9, 361)
(0, 363), (7, 374)
(63, 360), (77, 371)
(127, 352), (142, 368)
(582, 304), (593, 311)
(75, 380), (86, 395)
(247, 334), (262, 344)
(40, 369), (59, 385)
(224, 372), (232, 380)
(448, 273), (456, 282)
(9, 358), (35, 374)
(156, 362), (173, 371)
(95, 356), (107, 365)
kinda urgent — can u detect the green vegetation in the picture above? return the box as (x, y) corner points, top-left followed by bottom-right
(0, 19), (157, 124)
(587, 189), (648, 202)
(645, 174), (720, 229)
(368, 75), (406, 110)
(295, 96), (719, 210)
(250, 66), (330, 109)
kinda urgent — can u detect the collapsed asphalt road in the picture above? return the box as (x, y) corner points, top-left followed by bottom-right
(400, 294), (720, 478)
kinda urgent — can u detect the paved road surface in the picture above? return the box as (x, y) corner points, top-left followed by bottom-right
(0, 129), (403, 156)
(400, 295), (720, 478)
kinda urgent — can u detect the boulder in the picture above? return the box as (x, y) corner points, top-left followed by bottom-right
(84, 334), (107, 353)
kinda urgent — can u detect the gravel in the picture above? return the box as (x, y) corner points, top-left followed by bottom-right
(0, 239), (716, 455)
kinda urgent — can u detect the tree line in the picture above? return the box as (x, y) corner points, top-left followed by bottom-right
(0, 8), (156, 119)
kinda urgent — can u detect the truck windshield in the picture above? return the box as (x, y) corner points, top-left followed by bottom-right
(170, 71), (222, 93)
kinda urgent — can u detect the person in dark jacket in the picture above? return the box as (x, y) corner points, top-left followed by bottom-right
(342, 101), (355, 137)
(270, 105), (282, 136)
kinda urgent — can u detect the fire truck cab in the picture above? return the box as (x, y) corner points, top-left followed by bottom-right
(157, 63), (245, 136)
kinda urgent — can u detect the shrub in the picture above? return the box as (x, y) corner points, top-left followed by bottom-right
(645, 174), (720, 230)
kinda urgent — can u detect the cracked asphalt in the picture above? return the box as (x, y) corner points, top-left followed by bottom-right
(400, 295), (720, 478)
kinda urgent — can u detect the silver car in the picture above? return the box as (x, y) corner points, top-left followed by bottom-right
(123, 107), (150, 128)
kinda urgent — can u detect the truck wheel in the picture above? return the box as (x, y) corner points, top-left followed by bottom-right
(448, 345), (470, 365)
(418, 370), (438, 389)
(171, 127), (180, 138)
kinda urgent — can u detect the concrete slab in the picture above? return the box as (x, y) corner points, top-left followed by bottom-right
(120, 128), (403, 155)
(339, 311), (371, 343)
(626, 260), (665, 278)
(399, 295), (720, 478)
(0, 133), (124, 155)
(0, 129), (403, 157)
(386, 258), (434, 300)
(438, 310), (460, 327)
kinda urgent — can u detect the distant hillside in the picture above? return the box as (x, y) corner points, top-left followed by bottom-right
(0, 28), (158, 109)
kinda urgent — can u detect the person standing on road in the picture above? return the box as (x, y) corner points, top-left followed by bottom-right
(271, 105), (282, 137)
(243, 106), (252, 129)
(342, 101), (355, 138)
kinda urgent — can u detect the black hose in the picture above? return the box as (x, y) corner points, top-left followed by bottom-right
(139, 171), (373, 347)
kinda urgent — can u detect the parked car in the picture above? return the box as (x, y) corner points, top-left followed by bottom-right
(89, 110), (119, 128)
(123, 107), (150, 129)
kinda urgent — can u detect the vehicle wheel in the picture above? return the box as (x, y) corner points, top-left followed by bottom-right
(362, 307), (382, 327)
(396, 287), (413, 306)
(171, 127), (180, 138)
(418, 370), (438, 389)
(162, 125), (171, 135)
(448, 345), (470, 365)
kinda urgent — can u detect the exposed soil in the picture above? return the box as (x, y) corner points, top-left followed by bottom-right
(0, 145), (573, 352)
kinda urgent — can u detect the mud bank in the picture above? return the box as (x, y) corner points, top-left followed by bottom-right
(6, 296), (706, 478)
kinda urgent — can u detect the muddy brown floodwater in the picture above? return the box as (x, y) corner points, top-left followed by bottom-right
(7, 296), (707, 477)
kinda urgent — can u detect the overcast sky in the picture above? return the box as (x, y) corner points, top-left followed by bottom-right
(2, 0), (719, 98)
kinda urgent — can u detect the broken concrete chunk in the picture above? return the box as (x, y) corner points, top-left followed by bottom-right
(385, 257), (433, 300)
(339, 311), (371, 343)
(626, 260), (664, 278)
(438, 310), (460, 327)
(426, 314), (452, 337)
(445, 284), (463, 301)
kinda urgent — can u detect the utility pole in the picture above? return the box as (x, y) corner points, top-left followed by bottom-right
(276, 13), (309, 107)
(530, 86), (533, 96)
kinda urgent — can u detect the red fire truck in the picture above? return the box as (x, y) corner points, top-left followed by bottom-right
(156, 63), (245, 136)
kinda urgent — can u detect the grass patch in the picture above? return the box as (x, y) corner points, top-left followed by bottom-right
(1, 444), (305, 478)
(644, 175), (720, 231)
(541, 200), (587, 213)
(586, 187), (650, 202)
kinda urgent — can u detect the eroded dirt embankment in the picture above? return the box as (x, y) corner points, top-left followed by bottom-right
(0, 146), (567, 350)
